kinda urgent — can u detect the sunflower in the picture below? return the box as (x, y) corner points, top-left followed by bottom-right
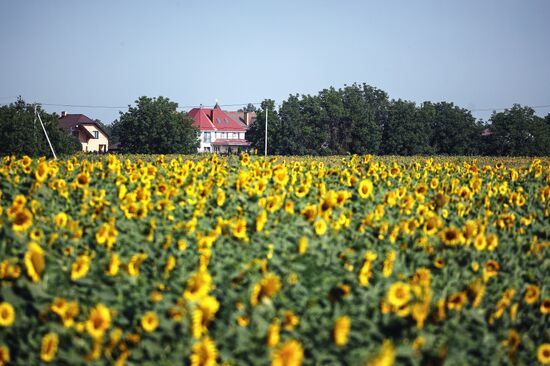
(24, 242), (45, 283)
(232, 218), (248, 240)
(40, 332), (59, 363)
(333, 316), (351, 347)
(35, 161), (49, 182)
(382, 250), (396, 278)
(106, 254), (120, 277)
(190, 337), (218, 366)
(294, 184), (309, 198)
(95, 222), (118, 249)
(50, 297), (68, 317)
(12, 208), (33, 232)
(411, 302), (429, 329)
(141, 311), (159, 333)
(367, 340), (395, 366)
(297, 236), (308, 255)
(283, 310), (300, 331)
(29, 228), (44, 241)
(197, 296), (220, 328)
(540, 298), (550, 314)
(0, 302), (15, 327)
(0, 345), (9, 365)
(272, 339), (304, 366)
(483, 260), (500, 282)
(524, 284), (540, 305)
(267, 320), (281, 347)
(71, 255), (91, 281)
(358, 179), (374, 199)
(486, 233), (499, 251)
(447, 292), (468, 311)
(184, 270), (212, 301)
(386, 282), (411, 308)
(314, 219), (327, 236)
(251, 273), (282, 306)
(538, 344), (550, 365)
(256, 210), (268, 232)
(440, 227), (464, 246)
(127, 253), (148, 277)
(86, 303), (112, 339)
(433, 257), (445, 269)
(473, 234), (487, 251)
(74, 172), (90, 188)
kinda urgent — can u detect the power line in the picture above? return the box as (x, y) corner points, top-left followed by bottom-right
(470, 104), (550, 112)
(4, 100), (264, 110)
(1, 96), (549, 113)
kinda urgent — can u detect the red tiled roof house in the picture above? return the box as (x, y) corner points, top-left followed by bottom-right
(58, 112), (110, 152)
(188, 103), (252, 153)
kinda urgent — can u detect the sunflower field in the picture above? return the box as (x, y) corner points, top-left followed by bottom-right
(0, 153), (549, 365)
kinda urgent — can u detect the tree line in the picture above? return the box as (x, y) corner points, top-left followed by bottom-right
(2, 86), (549, 157)
(246, 83), (550, 156)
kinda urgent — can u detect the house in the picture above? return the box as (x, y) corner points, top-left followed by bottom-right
(58, 112), (110, 152)
(188, 103), (252, 153)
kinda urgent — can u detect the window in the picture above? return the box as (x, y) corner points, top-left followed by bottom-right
(224, 118), (230, 125)
(203, 132), (211, 143)
(93, 131), (99, 139)
(232, 133), (237, 139)
(216, 118), (222, 124)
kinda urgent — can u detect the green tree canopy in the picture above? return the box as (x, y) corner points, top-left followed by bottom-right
(486, 105), (550, 156)
(429, 102), (482, 155)
(112, 96), (199, 154)
(381, 100), (433, 155)
(0, 98), (80, 157)
(245, 99), (280, 155)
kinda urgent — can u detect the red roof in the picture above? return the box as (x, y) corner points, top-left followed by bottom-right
(188, 104), (247, 132)
(188, 108), (216, 131)
(211, 139), (251, 146)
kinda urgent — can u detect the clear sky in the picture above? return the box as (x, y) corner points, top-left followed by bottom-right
(1, 0), (549, 124)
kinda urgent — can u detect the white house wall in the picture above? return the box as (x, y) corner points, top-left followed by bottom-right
(81, 125), (109, 152)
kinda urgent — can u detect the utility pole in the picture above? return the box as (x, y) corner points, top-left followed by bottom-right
(35, 105), (57, 160)
(264, 108), (268, 156)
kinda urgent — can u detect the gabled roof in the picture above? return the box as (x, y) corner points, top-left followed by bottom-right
(58, 114), (110, 138)
(188, 108), (217, 131)
(188, 105), (248, 132)
(225, 111), (256, 129)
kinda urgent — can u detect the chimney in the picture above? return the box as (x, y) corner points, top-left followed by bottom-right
(61, 111), (66, 117)
(244, 111), (249, 126)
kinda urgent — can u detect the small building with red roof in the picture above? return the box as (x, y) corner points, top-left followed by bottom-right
(188, 103), (251, 153)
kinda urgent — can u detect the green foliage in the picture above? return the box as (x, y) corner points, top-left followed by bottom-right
(0, 98), (80, 157)
(486, 105), (550, 156)
(246, 99), (281, 155)
(381, 100), (434, 155)
(248, 84), (386, 156)
(429, 102), (483, 155)
(112, 96), (199, 154)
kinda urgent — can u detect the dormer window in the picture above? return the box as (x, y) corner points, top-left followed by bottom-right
(93, 131), (99, 139)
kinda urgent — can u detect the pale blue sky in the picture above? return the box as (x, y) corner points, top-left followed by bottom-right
(1, 0), (549, 124)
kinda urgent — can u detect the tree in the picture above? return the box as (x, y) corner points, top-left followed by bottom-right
(238, 103), (257, 113)
(430, 102), (482, 155)
(487, 105), (550, 156)
(382, 99), (433, 155)
(245, 99), (280, 155)
(112, 96), (199, 154)
(0, 97), (80, 157)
